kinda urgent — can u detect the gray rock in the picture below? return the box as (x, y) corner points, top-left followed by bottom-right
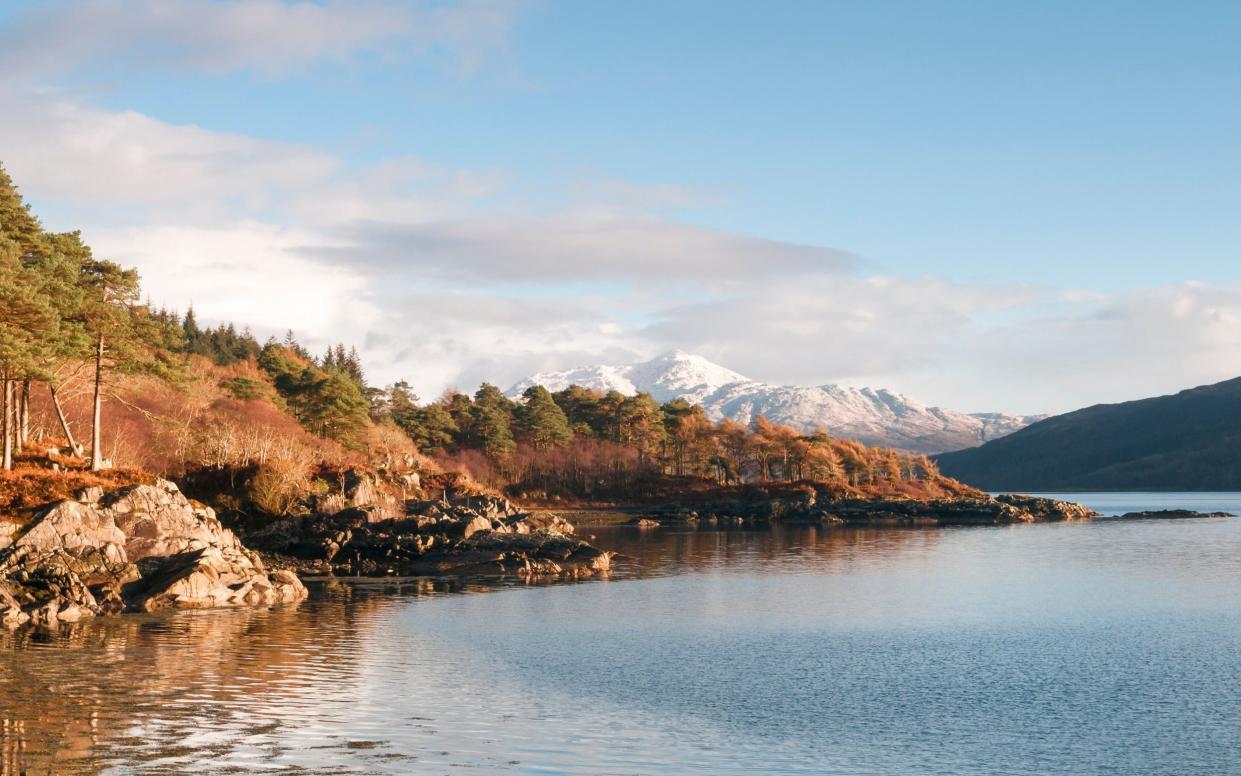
(75, 486), (104, 504)
(0, 480), (307, 629)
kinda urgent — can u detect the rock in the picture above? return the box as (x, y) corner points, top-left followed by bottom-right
(461, 516), (493, 540)
(647, 490), (1098, 528)
(630, 518), (661, 528)
(126, 545), (306, 612)
(0, 479), (307, 628)
(314, 468), (401, 521)
(15, 500), (126, 554)
(75, 486), (104, 504)
(513, 512), (575, 535)
(231, 496), (609, 581)
(1111, 510), (1234, 520)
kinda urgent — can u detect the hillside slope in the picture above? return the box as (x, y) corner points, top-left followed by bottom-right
(509, 351), (1042, 453)
(934, 377), (1241, 490)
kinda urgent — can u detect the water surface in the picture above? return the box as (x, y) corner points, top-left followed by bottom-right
(2, 493), (1240, 774)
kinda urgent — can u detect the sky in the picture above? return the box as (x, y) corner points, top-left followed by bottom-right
(1, 0), (1238, 415)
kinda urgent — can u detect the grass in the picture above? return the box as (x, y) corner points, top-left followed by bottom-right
(0, 446), (153, 522)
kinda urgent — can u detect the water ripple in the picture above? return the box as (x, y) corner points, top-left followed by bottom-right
(1, 493), (1240, 774)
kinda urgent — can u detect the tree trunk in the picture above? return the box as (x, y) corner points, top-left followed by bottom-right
(17, 378), (29, 449)
(50, 384), (81, 456)
(2, 374), (12, 471)
(90, 334), (105, 471)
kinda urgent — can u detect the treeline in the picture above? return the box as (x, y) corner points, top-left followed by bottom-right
(0, 164), (185, 471)
(370, 382), (947, 499)
(2, 159), (948, 502)
(0, 162), (377, 473)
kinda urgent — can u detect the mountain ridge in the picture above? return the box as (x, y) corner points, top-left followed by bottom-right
(508, 351), (1042, 453)
(934, 376), (1241, 490)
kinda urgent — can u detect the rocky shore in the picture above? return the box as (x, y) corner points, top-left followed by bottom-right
(0, 475), (614, 628)
(632, 488), (1099, 527)
(230, 490), (613, 579)
(7, 465), (1224, 632)
(1106, 509), (1235, 520)
(0, 480), (306, 628)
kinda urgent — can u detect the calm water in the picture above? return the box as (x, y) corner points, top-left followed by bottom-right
(2, 493), (1240, 775)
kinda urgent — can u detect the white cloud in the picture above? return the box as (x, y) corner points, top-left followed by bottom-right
(638, 275), (1037, 388)
(0, 86), (336, 223)
(310, 213), (859, 285)
(87, 222), (379, 347)
(2, 6), (1237, 417)
(0, 0), (523, 78)
(935, 282), (1241, 412)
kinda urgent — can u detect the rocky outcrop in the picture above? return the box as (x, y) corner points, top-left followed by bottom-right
(638, 488), (1097, 527)
(234, 490), (610, 579)
(1109, 510), (1234, 520)
(0, 481), (306, 628)
(311, 469), (403, 522)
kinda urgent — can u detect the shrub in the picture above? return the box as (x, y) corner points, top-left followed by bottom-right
(247, 458), (311, 516)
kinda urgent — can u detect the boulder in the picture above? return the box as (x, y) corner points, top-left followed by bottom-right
(0, 479), (307, 628)
(461, 515), (493, 540)
(230, 495), (610, 580)
(14, 500), (126, 554)
(513, 512), (576, 535)
(126, 546), (306, 612)
(108, 480), (242, 560)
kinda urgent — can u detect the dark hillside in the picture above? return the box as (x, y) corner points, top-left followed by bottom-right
(935, 377), (1241, 491)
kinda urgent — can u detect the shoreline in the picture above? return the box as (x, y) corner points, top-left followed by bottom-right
(2, 477), (1233, 632)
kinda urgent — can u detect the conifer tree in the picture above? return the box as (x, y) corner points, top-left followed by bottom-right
(79, 258), (141, 470)
(516, 386), (573, 449)
(471, 384), (516, 459)
(0, 163), (46, 258)
(0, 239), (57, 468)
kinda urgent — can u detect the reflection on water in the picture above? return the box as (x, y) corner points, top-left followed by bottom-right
(2, 493), (1241, 775)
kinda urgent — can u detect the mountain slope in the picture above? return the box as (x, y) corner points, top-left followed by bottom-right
(935, 377), (1241, 490)
(508, 351), (1041, 453)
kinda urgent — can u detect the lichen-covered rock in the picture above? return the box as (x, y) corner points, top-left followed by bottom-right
(313, 468), (401, 521)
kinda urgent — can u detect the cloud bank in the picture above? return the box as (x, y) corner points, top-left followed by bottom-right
(0, 0), (521, 78)
(2, 0), (1237, 415)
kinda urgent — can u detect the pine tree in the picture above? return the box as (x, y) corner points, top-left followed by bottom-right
(470, 383), (516, 458)
(618, 392), (665, 462)
(413, 403), (458, 452)
(516, 386), (574, 449)
(0, 238), (58, 468)
(78, 258), (142, 470)
(299, 369), (369, 442)
(0, 163), (46, 258)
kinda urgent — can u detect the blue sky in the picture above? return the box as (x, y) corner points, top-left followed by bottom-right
(1, 0), (1239, 413)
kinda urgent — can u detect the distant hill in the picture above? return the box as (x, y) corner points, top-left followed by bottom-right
(935, 377), (1241, 491)
(509, 350), (1042, 454)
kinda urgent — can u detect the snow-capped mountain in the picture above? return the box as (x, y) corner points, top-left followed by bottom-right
(507, 351), (1044, 454)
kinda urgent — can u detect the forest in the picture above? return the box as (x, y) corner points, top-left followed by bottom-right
(0, 162), (959, 507)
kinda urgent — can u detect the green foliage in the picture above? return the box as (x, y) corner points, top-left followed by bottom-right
(0, 238), (58, 379)
(515, 386), (573, 449)
(375, 381), (459, 452)
(0, 163), (45, 258)
(179, 307), (261, 366)
(257, 343), (370, 445)
(219, 376), (268, 402)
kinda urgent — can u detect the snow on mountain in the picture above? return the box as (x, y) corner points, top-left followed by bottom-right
(507, 351), (1043, 454)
